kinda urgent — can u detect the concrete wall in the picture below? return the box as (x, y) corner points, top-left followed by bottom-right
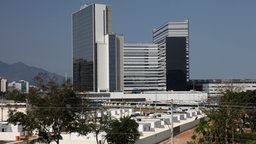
(135, 117), (206, 144)
(0, 132), (21, 141)
(1, 107), (26, 121)
(135, 128), (171, 144)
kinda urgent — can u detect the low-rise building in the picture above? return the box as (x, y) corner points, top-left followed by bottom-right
(8, 80), (29, 94)
(78, 91), (208, 104)
(190, 79), (256, 97)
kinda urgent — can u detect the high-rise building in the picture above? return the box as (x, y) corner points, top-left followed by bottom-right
(123, 44), (165, 92)
(73, 4), (123, 92)
(109, 34), (124, 92)
(153, 20), (189, 91)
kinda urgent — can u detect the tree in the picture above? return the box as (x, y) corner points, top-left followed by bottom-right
(6, 90), (27, 102)
(89, 110), (111, 144)
(8, 72), (83, 144)
(75, 105), (111, 144)
(72, 101), (96, 142)
(8, 109), (39, 135)
(105, 116), (140, 144)
(189, 90), (256, 144)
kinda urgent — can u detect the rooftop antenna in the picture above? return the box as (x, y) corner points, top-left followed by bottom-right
(80, 3), (88, 10)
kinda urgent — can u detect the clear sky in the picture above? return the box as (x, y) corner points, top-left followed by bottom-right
(0, 0), (256, 79)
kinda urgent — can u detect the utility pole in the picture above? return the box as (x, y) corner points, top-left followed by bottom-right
(170, 99), (174, 144)
(155, 93), (157, 113)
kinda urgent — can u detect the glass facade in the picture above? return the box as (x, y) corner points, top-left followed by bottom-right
(153, 20), (189, 91)
(109, 35), (117, 91)
(166, 37), (187, 91)
(73, 5), (94, 91)
(109, 34), (124, 92)
(73, 4), (116, 92)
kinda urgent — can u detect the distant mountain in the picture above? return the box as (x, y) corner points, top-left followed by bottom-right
(0, 61), (64, 85)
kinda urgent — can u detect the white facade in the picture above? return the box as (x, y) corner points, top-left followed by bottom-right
(203, 82), (256, 97)
(1, 78), (7, 93)
(73, 4), (112, 92)
(73, 4), (123, 92)
(96, 39), (109, 91)
(0, 105), (26, 122)
(0, 122), (23, 132)
(110, 91), (207, 103)
(124, 44), (165, 92)
(81, 91), (208, 104)
(94, 5), (110, 92)
(153, 20), (189, 43)
(8, 80), (29, 94)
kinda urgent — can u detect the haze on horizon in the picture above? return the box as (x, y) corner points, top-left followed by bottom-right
(0, 0), (256, 79)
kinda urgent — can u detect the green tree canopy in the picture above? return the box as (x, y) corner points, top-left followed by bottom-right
(5, 89), (27, 102)
(8, 72), (84, 144)
(105, 116), (140, 144)
(189, 90), (256, 144)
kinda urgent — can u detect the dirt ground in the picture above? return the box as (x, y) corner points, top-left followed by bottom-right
(160, 128), (194, 144)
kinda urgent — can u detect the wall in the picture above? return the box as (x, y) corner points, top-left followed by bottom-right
(135, 117), (206, 144)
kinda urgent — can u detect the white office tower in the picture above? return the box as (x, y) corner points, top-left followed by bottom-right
(153, 20), (189, 91)
(109, 34), (124, 92)
(124, 44), (166, 92)
(73, 4), (123, 92)
(72, 4), (123, 92)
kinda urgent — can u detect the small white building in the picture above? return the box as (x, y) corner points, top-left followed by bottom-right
(0, 122), (23, 132)
(138, 123), (151, 132)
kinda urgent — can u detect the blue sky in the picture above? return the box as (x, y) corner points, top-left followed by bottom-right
(0, 0), (256, 79)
